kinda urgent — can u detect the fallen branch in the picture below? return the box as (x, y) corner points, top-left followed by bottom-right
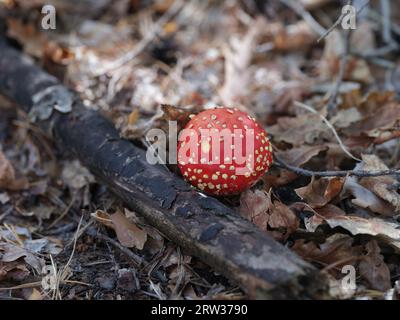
(0, 39), (327, 299)
(274, 156), (400, 177)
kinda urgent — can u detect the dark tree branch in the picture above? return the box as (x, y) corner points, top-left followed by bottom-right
(0, 39), (327, 299)
(274, 156), (400, 178)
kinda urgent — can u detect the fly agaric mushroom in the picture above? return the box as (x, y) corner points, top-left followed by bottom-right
(177, 107), (272, 196)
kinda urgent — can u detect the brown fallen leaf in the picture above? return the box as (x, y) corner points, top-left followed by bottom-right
(239, 189), (299, 241)
(0, 151), (14, 190)
(276, 145), (328, 167)
(295, 176), (345, 208)
(6, 18), (48, 58)
(292, 234), (362, 271)
(263, 169), (298, 190)
(239, 189), (271, 231)
(268, 201), (300, 241)
(273, 21), (317, 52)
(110, 210), (147, 250)
(291, 203), (346, 232)
(357, 154), (400, 212)
(344, 96), (400, 145)
(343, 172), (395, 216)
(91, 209), (114, 228)
(0, 151), (28, 190)
(0, 260), (30, 282)
(358, 240), (391, 292)
(269, 114), (331, 147)
(0, 242), (44, 274)
(324, 215), (400, 250)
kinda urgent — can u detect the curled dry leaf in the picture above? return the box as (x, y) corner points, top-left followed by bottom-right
(0, 151), (28, 190)
(343, 169), (395, 217)
(239, 189), (271, 230)
(110, 210), (147, 250)
(358, 240), (391, 292)
(0, 260), (30, 282)
(290, 203), (346, 232)
(119, 104), (200, 141)
(295, 176), (345, 208)
(239, 189), (299, 241)
(0, 242), (44, 274)
(268, 201), (300, 241)
(324, 215), (400, 250)
(357, 154), (400, 212)
(91, 209), (114, 228)
(344, 91), (400, 144)
(292, 234), (361, 271)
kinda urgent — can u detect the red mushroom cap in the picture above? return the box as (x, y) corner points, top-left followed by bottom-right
(177, 107), (272, 196)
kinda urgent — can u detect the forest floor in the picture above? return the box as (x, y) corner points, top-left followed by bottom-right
(1, 0), (400, 300)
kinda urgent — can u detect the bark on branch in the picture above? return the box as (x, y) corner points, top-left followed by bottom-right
(0, 39), (327, 299)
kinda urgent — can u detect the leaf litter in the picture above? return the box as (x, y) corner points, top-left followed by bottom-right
(1, 0), (400, 300)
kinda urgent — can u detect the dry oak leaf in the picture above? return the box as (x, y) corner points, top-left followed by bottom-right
(239, 189), (271, 230)
(110, 210), (147, 250)
(358, 154), (400, 212)
(269, 114), (331, 147)
(0, 260), (30, 282)
(343, 167), (395, 217)
(290, 203), (346, 233)
(295, 176), (345, 208)
(348, 92), (400, 145)
(324, 215), (400, 250)
(292, 234), (361, 271)
(276, 145), (328, 167)
(0, 242), (44, 274)
(358, 240), (391, 292)
(239, 189), (299, 240)
(0, 151), (28, 190)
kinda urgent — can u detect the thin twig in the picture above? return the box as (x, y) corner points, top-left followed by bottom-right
(317, 0), (369, 42)
(294, 101), (360, 161)
(274, 156), (400, 177)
